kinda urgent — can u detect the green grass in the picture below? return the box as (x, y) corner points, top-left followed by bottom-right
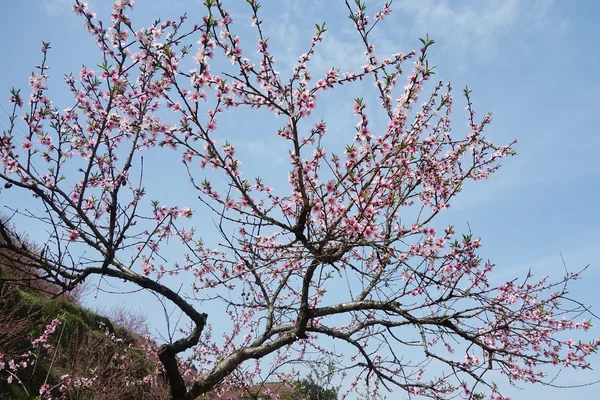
(0, 284), (159, 398)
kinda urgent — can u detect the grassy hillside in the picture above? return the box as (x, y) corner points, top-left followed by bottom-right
(0, 279), (170, 399)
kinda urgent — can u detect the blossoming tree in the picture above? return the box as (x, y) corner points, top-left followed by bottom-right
(0, 0), (597, 399)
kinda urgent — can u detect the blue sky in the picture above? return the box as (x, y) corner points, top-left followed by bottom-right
(1, 0), (599, 398)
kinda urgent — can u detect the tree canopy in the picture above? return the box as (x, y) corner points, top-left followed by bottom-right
(0, 0), (598, 399)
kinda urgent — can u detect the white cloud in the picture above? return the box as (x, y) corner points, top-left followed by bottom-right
(37, 0), (90, 17)
(243, 140), (286, 167)
(255, 0), (567, 78)
(524, 0), (570, 34)
(490, 241), (600, 285)
(377, 0), (568, 65)
(311, 33), (365, 75)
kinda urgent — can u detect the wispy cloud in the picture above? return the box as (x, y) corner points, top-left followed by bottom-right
(523, 0), (569, 34)
(37, 0), (78, 16)
(258, 0), (567, 79)
(490, 241), (600, 285)
(243, 140), (286, 168)
(377, 0), (568, 65)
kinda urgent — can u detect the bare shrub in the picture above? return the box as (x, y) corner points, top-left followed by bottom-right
(93, 304), (150, 337)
